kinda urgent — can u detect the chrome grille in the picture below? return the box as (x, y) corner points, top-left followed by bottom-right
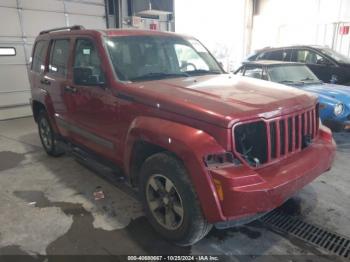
(234, 105), (319, 167)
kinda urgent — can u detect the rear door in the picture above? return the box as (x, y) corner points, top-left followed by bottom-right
(45, 38), (72, 137)
(29, 40), (49, 99)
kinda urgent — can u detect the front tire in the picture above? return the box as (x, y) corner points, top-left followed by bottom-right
(139, 152), (212, 246)
(37, 111), (64, 157)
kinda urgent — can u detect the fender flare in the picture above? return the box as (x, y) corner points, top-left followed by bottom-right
(124, 116), (227, 222)
(32, 88), (60, 134)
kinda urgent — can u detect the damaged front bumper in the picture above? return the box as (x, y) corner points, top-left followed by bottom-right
(209, 136), (336, 225)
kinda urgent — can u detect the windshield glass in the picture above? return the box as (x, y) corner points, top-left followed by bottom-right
(319, 47), (350, 64)
(268, 65), (322, 84)
(105, 35), (222, 82)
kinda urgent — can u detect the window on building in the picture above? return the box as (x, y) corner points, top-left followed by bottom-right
(49, 39), (70, 77)
(31, 41), (48, 73)
(0, 47), (16, 56)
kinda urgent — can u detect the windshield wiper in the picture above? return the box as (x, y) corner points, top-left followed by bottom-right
(186, 69), (222, 76)
(130, 72), (190, 81)
(278, 80), (305, 85)
(299, 77), (323, 84)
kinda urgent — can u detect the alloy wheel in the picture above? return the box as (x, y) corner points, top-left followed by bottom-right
(39, 117), (52, 150)
(146, 174), (184, 230)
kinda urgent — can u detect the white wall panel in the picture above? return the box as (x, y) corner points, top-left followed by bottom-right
(0, 90), (31, 107)
(0, 7), (22, 37)
(65, 1), (105, 16)
(0, 66), (29, 94)
(0, 0), (17, 8)
(19, 0), (64, 12)
(21, 10), (66, 37)
(68, 14), (106, 29)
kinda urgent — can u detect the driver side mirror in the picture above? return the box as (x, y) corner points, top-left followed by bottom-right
(73, 67), (105, 87)
(317, 58), (332, 66)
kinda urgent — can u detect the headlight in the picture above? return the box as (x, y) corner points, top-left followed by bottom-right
(334, 103), (344, 116)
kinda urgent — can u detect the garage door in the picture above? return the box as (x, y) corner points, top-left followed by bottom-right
(0, 0), (106, 120)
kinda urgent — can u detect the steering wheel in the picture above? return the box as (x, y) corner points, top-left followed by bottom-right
(181, 62), (197, 72)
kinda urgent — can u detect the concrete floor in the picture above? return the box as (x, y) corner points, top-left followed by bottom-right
(0, 117), (349, 260)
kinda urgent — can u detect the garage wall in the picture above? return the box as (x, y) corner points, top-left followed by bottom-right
(251, 0), (350, 56)
(0, 0), (106, 120)
(175, 0), (247, 72)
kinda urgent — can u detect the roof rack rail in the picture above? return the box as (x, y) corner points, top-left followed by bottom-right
(39, 25), (85, 35)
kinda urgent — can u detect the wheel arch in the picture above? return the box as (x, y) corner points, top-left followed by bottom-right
(32, 100), (46, 122)
(124, 116), (227, 222)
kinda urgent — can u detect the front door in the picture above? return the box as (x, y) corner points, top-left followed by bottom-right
(291, 49), (337, 83)
(65, 37), (120, 161)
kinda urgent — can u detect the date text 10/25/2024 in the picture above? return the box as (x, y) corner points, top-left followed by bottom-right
(127, 256), (219, 261)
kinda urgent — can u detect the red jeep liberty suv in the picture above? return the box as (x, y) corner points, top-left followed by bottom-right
(29, 26), (336, 245)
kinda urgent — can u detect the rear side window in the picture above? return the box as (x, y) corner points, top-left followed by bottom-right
(49, 39), (70, 77)
(31, 41), (48, 73)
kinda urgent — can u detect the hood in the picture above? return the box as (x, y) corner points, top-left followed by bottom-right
(122, 74), (317, 128)
(301, 83), (350, 106)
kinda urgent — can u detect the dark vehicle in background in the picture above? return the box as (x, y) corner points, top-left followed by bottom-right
(235, 61), (350, 131)
(246, 45), (350, 85)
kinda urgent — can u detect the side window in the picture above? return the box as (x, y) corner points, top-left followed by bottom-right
(174, 44), (209, 71)
(73, 38), (104, 86)
(267, 50), (284, 61)
(244, 66), (264, 79)
(282, 49), (292, 61)
(292, 49), (327, 65)
(256, 51), (270, 60)
(49, 39), (70, 77)
(31, 41), (48, 73)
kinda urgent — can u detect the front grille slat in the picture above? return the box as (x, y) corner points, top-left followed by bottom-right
(276, 122), (281, 158)
(292, 117), (296, 151)
(298, 114), (302, 150)
(266, 123), (271, 163)
(233, 106), (319, 167)
(284, 119), (289, 155)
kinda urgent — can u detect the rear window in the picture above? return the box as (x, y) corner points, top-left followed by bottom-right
(31, 41), (48, 73)
(49, 39), (70, 77)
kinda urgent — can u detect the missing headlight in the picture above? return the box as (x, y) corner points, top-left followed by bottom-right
(234, 121), (268, 167)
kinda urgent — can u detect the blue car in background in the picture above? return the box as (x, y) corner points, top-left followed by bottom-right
(235, 61), (350, 131)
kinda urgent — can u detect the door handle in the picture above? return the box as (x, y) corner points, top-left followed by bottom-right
(40, 78), (51, 85)
(64, 86), (77, 94)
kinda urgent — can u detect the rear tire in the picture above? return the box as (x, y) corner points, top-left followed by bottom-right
(139, 152), (212, 246)
(37, 111), (64, 157)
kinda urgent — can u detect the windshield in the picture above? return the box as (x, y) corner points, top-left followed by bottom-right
(268, 65), (322, 85)
(319, 47), (350, 64)
(105, 35), (222, 82)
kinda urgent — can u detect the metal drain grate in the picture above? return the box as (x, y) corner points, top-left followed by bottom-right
(260, 210), (350, 258)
